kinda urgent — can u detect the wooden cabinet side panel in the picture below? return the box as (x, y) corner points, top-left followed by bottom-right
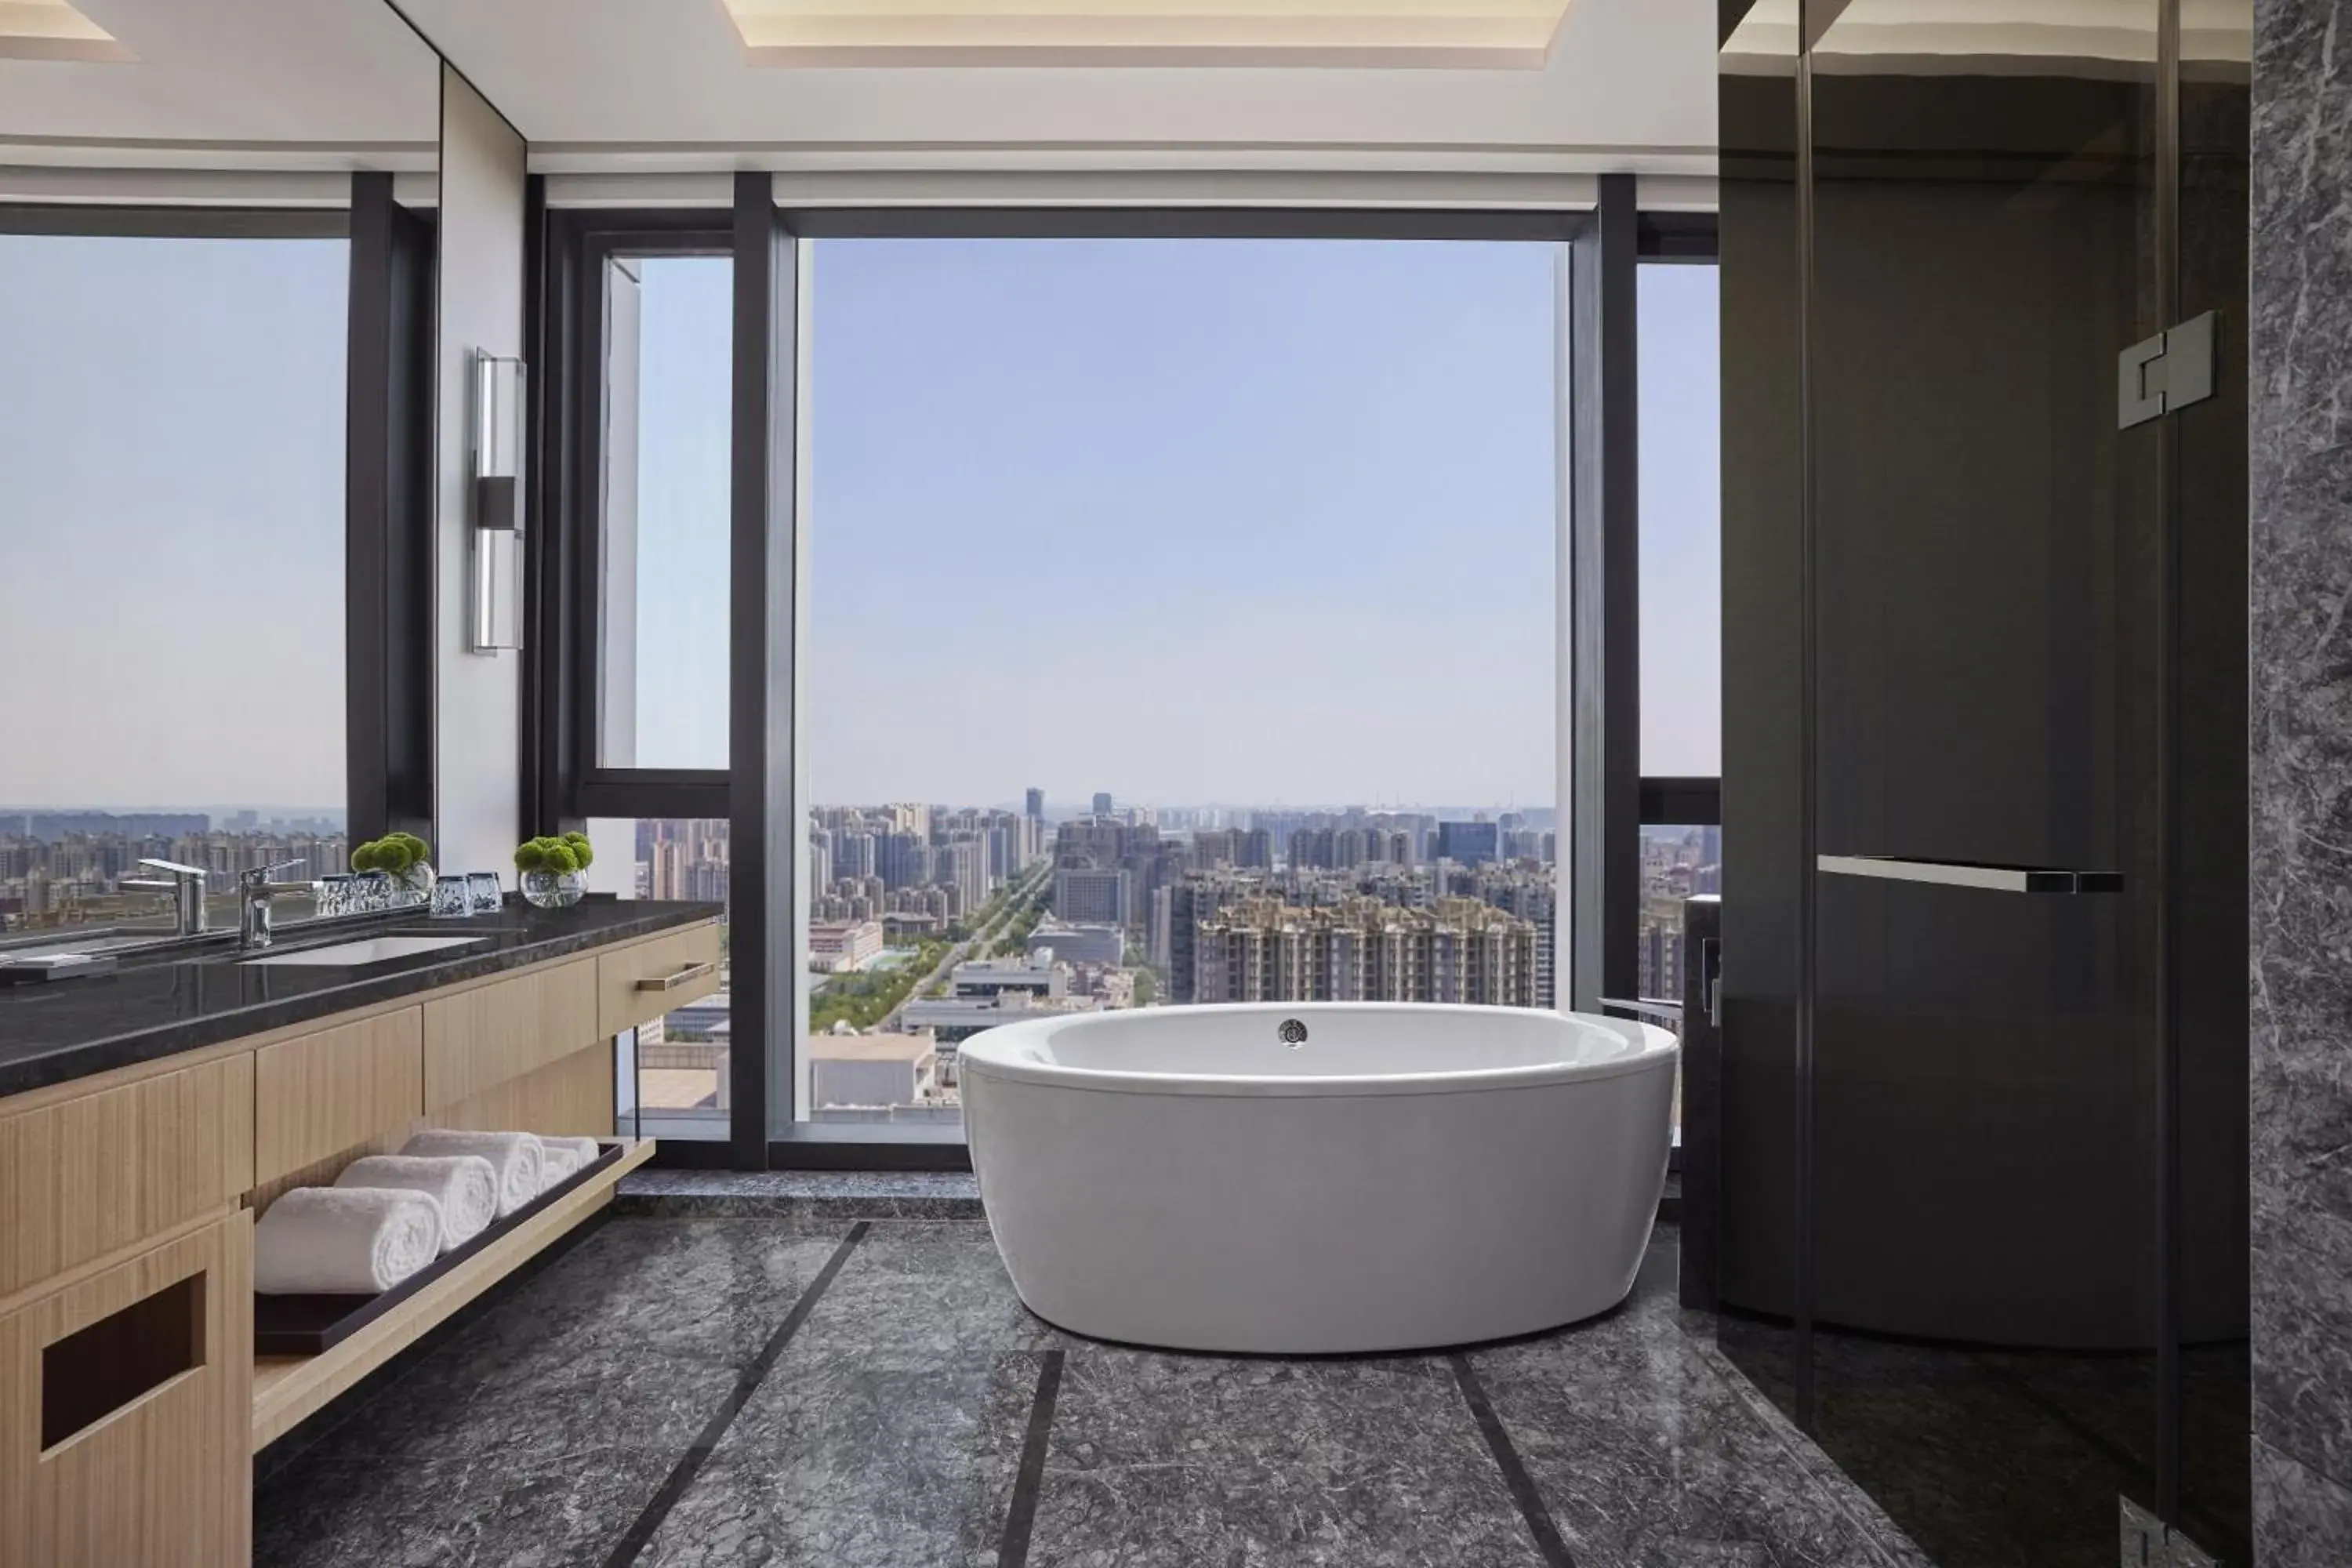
(0, 1055), (254, 1299)
(0, 1211), (250, 1568)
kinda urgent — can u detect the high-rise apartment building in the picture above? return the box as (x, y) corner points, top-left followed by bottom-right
(1192, 895), (1537, 1007)
(1025, 787), (1044, 820)
(1054, 866), (1132, 927)
(1091, 791), (1114, 817)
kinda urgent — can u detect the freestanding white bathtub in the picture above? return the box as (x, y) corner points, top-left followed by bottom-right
(960, 1003), (1678, 1354)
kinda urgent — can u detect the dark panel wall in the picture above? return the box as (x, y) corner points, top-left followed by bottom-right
(1715, 2), (2251, 1562)
(1717, 60), (1803, 1329)
(1806, 66), (2162, 1350)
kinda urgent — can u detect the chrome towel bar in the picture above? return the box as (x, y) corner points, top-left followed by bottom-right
(1817, 855), (2122, 895)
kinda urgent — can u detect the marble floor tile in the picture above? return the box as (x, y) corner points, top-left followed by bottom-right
(1028, 1350), (1552, 1568)
(272, 1218), (855, 1468)
(252, 1213), (1937, 1568)
(254, 1218), (859, 1566)
(256, 1446), (681, 1568)
(637, 1352), (1044, 1568)
(793, 1220), (1069, 1368)
(1470, 1244), (1907, 1568)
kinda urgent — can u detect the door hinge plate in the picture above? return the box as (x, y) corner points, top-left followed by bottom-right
(2118, 311), (2218, 429)
(2120, 1497), (2225, 1567)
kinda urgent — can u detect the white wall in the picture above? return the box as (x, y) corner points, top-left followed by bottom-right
(434, 65), (527, 876)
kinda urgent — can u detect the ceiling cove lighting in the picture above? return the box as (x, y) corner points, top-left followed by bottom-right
(0, 0), (132, 62)
(719, 0), (1578, 68)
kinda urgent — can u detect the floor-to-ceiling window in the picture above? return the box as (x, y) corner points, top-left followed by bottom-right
(793, 234), (1564, 1128)
(1635, 255), (1723, 1036)
(0, 227), (350, 937)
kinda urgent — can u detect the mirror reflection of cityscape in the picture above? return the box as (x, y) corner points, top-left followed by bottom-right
(1, 802), (1716, 1130)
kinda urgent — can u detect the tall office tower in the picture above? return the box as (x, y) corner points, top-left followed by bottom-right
(1435, 819), (1501, 867)
(1091, 792), (1114, 818)
(1025, 786), (1044, 819)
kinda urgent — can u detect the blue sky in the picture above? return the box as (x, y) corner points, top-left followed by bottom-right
(2, 231), (1719, 813)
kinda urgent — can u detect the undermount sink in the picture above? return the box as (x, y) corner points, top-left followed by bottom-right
(241, 935), (488, 967)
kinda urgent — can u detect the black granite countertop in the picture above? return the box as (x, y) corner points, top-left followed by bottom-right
(0, 898), (722, 1101)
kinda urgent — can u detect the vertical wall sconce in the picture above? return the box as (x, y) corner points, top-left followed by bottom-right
(469, 351), (527, 652)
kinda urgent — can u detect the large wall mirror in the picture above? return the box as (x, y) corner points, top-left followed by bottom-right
(0, 0), (441, 940)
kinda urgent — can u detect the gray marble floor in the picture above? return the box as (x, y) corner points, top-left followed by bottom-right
(254, 1212), (1929, 1568)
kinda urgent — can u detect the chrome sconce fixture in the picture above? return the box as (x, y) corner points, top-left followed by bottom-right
(468, 351), (527, 652)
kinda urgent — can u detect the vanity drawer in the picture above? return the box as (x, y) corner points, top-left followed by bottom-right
(597, 923), (722, 1037)
(252, 1011), (424, 1186)
(0, 1055), (254, 1300)
(422, 958), (601, 1111)
(0, 1210), (251, 1568)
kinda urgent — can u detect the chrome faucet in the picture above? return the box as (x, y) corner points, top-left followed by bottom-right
(121, 858), (211, 936)
(238, 861), (311, 952)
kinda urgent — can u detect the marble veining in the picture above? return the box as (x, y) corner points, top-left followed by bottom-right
(1032, 1352), (1549, 1568)
(254, 1218), (849, 1564)
(252, 1216), (1926, 1568)
(2250, 0), (2352, 1557)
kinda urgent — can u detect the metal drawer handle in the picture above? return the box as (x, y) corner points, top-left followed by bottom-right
(636, 960), (717, 993)
(1817, 855), (2122, 895)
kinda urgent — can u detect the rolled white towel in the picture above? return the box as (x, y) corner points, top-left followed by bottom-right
(255, 1187), (441, 1295)
(336, 1154), (499, 1252)
(537, 1135), (604, 1192)
(400, 1130), (544, 1217)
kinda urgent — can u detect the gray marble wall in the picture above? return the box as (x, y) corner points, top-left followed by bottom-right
(2249, 1), (2352, 1562)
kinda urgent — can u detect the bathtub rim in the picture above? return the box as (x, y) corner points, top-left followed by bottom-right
(957, 1003), (1679, 1099)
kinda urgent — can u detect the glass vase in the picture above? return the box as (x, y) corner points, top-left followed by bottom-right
(520, 869), (587, 909)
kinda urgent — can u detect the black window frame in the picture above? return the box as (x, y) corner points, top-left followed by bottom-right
(536, 206), (738, 826)
(533, 189), (1711, 1171)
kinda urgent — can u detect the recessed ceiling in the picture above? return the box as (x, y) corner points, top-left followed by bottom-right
(0, 0), (440, 173)
(394, 0), (1715, 173)
(0, 0), (132, 63)
(719, 0), (1578, 67)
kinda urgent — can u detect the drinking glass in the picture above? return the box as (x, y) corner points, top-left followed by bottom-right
(430, 875), (472, 919)
(467, 871), (504, 915)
